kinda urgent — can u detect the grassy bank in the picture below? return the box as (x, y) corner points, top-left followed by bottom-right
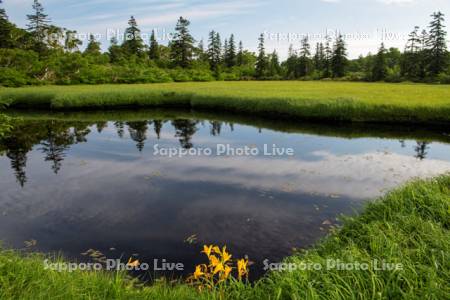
(6, 108), (450, 144)
(1, 81), (450, 124)
(1, 175), (449, 299)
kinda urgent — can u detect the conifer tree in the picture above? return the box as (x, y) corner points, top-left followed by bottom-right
(323, 35), (333, 78)
(170, 16), (195, 68)
(64, 30), (82, 52)
(236, 41), (244, 66)
(207, 30), (221, 71)
(123, 16), (144, 56)
(372, 43), (387, 81)
(269, 50), (281, 76)
(286, 44), (298, 78)
(0, 0), (12, 48)
(26, 0), (50, 54)
(149, 30), (160, 60)
(427, 11), (448, 76)
(84, 34), (101, 55)
(298, 37), (311, 77)
(331, 34), (347, 77)
(255, 33), (268, 78)
(225, 34), (236, 67)
(108, 37), (123, 63)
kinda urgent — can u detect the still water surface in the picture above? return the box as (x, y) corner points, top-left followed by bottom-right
(0, 110), (449, 279)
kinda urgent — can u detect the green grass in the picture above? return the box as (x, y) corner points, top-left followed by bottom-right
(1, 81), (450, 123)
(6, 108), (450, 144)
(1, 175), (449, 300)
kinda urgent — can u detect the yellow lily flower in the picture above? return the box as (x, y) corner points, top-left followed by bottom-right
(193, 265), (206, 279)
(212, 246), (221, 255)
(221, 265), (232, 280)
(202, 245), (213, 258)
(237, 259), (248, 279)
(222, 248), (232, 263)
(213, 262), (225, 274)
(127, 258), (140, 268)
(209, 255), (220, 267)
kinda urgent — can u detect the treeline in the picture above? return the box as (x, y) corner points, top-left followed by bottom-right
(0, 0), (449, 87)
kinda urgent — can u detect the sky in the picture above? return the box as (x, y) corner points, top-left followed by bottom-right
(3, 0), (450, 59)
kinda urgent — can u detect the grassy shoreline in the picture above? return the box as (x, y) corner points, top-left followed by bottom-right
(6, 108), (450, 144)
(1, 175), (449, 299)
(1, 82), (450, 124)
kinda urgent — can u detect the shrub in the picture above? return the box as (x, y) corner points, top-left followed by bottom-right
(189, 69), (215, 82)
(0, 68), (29, 87)
(437, 72), (450, 84)
(170, 68), (192, 82)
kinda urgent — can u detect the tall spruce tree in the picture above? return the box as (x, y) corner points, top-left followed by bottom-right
(207, 30), (221, 71)
(402, 26), (423, 79)
(223, 38), (228, 63)
(64, 30), (82, 52)
(255, 33), (267, 78)
(323, 35), (333, 78)
(298, 37), (311, 77)
(236, 41), (244, 66)
(170, 16), (195, 68)
(0, 0), (13, 48)
(84, 34), (101, 55)
(108, 37), (123, 63)
(372, 43), (387, 81)
(331, 34), (347, 77)
(269, 50), (281, 77)
(27, 0), (50, 54)
(123, 16), (144, 56)
(286, 44), (298, 78)
(225, 34), (237, 67)
(427, 11), (448, 76)
(149, 30), (160, 60)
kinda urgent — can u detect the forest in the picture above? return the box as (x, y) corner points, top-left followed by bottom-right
(0, 0), (449, 87)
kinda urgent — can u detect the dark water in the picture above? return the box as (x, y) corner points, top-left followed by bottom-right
(1, 109), (449, 280)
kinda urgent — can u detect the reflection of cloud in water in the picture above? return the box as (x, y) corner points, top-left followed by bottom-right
(147, 150), (450, 199)
(2, 149), (449, 219)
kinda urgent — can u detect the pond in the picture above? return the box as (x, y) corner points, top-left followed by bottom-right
(0, 109), (449, 280)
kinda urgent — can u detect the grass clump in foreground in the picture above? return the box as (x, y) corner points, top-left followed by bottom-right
(1, 81), (450, 123)
(0, 175), (449, 300)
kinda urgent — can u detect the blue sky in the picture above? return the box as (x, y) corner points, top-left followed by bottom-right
(3, 0), (450, 58)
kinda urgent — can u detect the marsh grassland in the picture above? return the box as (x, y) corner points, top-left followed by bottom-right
(1, 81), (450, 123)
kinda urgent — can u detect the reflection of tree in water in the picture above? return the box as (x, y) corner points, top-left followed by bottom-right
(415, 141), (430, 160)
(0, 121), (91, 187)
(209, 121), (222, 136)
(172, 119), (198, 149)
(96, 122), (108, 133)
(7, 150), (27, 187)
(153, 120), (163, 139)
(399, 140), (406, 148)
(40, 127), (68, 174)
(127, 121), (148, 152)
(114, 121), (125, 138)
(39, 122), (90, 174)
